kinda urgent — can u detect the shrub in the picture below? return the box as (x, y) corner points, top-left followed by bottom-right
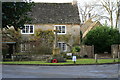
(84, 26), (120, 53)
(47, 54), (66, 63)
(72, 46), (80, 53)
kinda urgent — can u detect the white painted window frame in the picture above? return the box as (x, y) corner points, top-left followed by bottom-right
(20, 43), (30, 52)
(58, 42), (67, 52)
(54, 25), (66, 35)
(21, 25), (34, 34)
(20, 43), (26, 52)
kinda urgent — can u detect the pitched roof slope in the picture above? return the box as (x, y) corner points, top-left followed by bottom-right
(29, 3), (80, 24)
(80, 19), (101, 38)
(80, 19), (93, 34)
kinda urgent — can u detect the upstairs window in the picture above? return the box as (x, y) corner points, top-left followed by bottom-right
(21, 25), (34, 34)
(54, 25), (66, 34)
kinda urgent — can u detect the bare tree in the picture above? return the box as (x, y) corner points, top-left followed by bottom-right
(101, 0), (120, 28)
(115, 1), (120, 28)
(78, 1), (99, 23)
(78, 0), (120, 28)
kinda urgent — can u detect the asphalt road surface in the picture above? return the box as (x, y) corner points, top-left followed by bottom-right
(2, 64), (120, 78)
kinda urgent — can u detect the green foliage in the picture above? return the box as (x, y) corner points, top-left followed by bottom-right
(72, 46), (80, 53)
(47, 54), (66, 63)
(61, 53), (72, 59)
(2, 2), (34, 31)
(30, 29), (54, 55)
(57, 35), (71, 42)
(84, 26), (120, 53)
(31, 29), (54, 42)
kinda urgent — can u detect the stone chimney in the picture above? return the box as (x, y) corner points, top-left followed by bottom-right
(72, 0), (77, 5)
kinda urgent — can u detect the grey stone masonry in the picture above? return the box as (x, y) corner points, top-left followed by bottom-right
(111, 45), (120, 58)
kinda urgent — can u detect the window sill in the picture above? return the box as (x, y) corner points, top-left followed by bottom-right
(21, 33), (34, 34)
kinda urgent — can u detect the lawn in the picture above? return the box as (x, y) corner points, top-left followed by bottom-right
(1, 59), (119, 65)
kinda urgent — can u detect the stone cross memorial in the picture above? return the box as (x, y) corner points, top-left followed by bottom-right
(52, 27), (60, 55)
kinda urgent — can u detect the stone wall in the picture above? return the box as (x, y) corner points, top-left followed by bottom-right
(111, 45), (120, 58)
(21, 24), (80, 52)
(79, 45), (94, 58)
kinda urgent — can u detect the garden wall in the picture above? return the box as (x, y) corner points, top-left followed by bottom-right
(79, 45), (94, 58)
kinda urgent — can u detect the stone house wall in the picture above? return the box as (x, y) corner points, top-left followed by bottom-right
(21, 24), (80, 52)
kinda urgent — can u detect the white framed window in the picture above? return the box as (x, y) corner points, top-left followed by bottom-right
(21, 25), (34, 34)
(58, 42), (67, 52)
(20, 43), (26, 52)
(54, 25), (66, 34)
(20, 43), (30, 52)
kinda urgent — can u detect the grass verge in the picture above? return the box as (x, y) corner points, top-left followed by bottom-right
(0, 59), (119, 65)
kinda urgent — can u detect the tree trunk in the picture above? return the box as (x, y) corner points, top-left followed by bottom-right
(115, 3), (119, 28)
(110, 11), (113, 27)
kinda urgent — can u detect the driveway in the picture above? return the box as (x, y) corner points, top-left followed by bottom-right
(2, 64), (120, 78)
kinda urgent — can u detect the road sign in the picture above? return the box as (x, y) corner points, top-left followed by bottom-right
(72, 56), (76, 61)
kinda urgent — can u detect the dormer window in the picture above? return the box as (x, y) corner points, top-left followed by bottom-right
(21, 25), (34, 34)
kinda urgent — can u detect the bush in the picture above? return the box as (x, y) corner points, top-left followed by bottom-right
(84, 26), (120, 53)
(66, 56), (72, 59)
(72, 46), (80, 53)
(47, 54), (66, 63)
(76, 55), (82, 58)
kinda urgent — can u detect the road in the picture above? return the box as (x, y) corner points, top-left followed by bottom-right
(2, 64), (120, 78)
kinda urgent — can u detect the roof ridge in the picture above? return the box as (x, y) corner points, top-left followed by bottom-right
(34, 2), (72, 4)
(84, 19), (93, 24)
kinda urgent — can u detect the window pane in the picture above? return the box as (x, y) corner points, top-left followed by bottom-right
(62, 26), (65, 33)
(55, 25), (66, 34)
(30, 26), (33, 33)
(62, 43), (66, 51)
(26, 26), (29, 33)
(56, 26), (58, 30)
(21, 44), (25, 52)
(59, 26), (62, 33)
(22, 26), (25, 33)
(57, 43), (66, 51)
(58, 43), (61, 48)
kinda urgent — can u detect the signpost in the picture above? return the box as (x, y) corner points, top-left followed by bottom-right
(72, 56), (76, 64)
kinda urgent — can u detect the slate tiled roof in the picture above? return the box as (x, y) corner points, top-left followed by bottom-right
(28, 3), (80, 24)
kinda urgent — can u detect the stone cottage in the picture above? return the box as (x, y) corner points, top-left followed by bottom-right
(20, 2), (81, 53)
